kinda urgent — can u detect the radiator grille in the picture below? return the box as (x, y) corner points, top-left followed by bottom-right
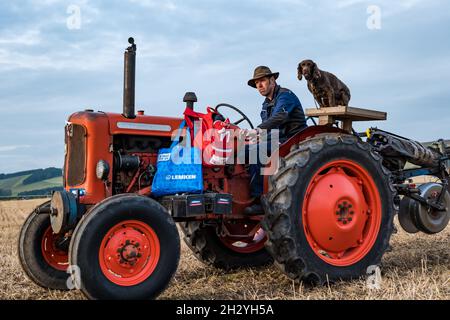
(66, 124), (86, 186)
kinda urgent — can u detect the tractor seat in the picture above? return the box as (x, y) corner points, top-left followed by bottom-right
(305, 106), (387, 133)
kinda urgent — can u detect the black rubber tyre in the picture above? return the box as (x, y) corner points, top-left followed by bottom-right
(69, 194), (180, 300)
(180, 221), (272, 270)
(18, 201), (70, 290)
(261, 133), (396, 284)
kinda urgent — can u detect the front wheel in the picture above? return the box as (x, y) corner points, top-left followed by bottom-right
(69, 194), (180, 299)
(18, 201), (70, 290)
(262, 133), (396, 284)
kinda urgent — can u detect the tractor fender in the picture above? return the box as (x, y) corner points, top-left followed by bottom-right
(263, 125), (345, 194)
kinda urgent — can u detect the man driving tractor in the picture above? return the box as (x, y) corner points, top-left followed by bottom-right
(244, 66), (307, 215)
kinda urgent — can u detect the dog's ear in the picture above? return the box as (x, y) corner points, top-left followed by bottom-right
(312, 62), (321, 80)
(297, 61), (303, 81)
(297, 63), (303, 81)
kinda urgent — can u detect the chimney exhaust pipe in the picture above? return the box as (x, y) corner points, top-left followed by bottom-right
(123, 37), (136, 119)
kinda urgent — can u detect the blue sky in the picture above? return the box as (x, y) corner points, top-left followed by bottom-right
(0, 0), (449, 173)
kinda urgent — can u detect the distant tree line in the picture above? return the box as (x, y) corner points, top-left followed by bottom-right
(0, 169), (38, 181)
(22, 168), (62, 185)
(0, 168), (62, 182)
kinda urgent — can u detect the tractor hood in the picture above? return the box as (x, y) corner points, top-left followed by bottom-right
(68, 110), (183, 137)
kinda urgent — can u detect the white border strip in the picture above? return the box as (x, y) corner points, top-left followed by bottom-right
(117, 122), (172, 132)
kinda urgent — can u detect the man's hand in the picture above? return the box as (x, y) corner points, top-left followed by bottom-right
(244, 128), (262, 144)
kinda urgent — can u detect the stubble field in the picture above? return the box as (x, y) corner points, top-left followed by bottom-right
(0, 199), (448, 300)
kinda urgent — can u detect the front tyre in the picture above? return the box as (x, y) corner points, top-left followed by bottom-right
(262, 133), (396, 284)
(18, 201), (70, 290)
(69, 194), (180, 299)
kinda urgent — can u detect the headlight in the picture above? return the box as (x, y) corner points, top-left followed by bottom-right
(96, 160), (110, 180)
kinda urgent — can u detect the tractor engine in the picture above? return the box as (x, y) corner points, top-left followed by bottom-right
(111, 135), (161, 195)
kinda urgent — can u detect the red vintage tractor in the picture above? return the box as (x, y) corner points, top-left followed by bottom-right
(18, 38), (450, 299)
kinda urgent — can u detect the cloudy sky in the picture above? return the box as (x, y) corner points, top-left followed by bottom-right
(0, 0), (449, 173)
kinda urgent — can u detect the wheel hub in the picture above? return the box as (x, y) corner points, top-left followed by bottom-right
(118, 241), (142, 265)
(99, 220), (160, 286)
(302, 160), (381, 266)
(336, 200), (355, 225)
(304, 168), (369, 253)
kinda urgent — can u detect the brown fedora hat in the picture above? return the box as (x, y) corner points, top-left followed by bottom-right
(247, 66), (279, 88)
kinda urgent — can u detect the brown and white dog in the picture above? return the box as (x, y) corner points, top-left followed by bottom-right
(298, 59), (351, 108)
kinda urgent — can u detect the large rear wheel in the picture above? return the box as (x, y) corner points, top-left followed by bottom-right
(262, 133), (395, 284)
(69, 194), (180, 299)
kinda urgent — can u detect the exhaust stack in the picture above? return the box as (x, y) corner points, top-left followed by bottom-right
(123, 37), (136, 119)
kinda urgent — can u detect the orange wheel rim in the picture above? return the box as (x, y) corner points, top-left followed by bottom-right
(302, 160), (382, 266)
(41, 227), (69, 271)
(99, 220), (160, 286)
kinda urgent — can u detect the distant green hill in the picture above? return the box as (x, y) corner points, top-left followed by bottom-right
(0, 168), (63, 197)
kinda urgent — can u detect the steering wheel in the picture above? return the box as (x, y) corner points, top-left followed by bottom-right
(215, 103), (254, 129)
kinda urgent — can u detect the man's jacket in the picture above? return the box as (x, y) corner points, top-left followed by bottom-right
(258, 85), (307, 140)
